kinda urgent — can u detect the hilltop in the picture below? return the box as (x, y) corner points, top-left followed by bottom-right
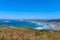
(0, 26), (60, 40)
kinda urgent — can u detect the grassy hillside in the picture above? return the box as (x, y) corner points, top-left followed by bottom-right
(0, 26), (60, 40)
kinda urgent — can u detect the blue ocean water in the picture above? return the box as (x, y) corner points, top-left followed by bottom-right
(0, 19), (55, 30)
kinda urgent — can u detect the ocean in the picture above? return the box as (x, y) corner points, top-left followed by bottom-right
(0, 19), (55, 30)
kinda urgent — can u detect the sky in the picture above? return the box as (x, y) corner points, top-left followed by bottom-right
(0, 0), (60, 19)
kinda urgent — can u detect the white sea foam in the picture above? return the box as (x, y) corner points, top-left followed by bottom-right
(30, 21), (56, 30)
(30, 21), (42, 25)
(4, 20), (10, 22)
(49, 25), (55, 28)
(35, 27), (44, 30)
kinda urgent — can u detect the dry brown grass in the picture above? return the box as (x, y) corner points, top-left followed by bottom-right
(0, 26), (60, 40)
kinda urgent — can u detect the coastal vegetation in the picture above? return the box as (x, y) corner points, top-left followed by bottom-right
(0, 26), (60, 40)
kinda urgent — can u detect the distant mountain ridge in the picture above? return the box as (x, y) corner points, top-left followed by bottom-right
(29, 19), (60, 22)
